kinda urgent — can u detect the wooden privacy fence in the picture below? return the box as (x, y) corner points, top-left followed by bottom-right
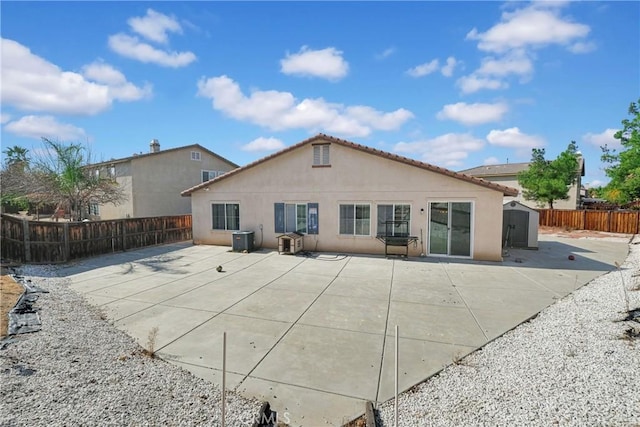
(1, 214), (192, 264)
(538, 209), (640, 234)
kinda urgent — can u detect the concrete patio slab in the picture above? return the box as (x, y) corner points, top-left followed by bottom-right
(59, 234), (631, 426)
(377, 337), (476, 402)
(159, 313), (291, 375)
(100, 298), (156, 321)
(298, 293), (388, 334)
(387, 301), (488, 347)
(115, 304), (217, 350)
(225, 287), (319, 323)
(250, 324), (383, 401)
(237, 377), (365, 427)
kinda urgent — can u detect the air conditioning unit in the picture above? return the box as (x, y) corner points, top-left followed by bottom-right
(278, 233), (304, 255)
(232, 231), (255, 252)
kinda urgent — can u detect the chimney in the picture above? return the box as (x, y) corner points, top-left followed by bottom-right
(150, 139), (160, 153)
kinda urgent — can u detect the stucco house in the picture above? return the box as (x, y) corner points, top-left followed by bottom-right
(182, 134), (517, 262)
(88, 140), (238, 220)
(460, 156), (585, 210)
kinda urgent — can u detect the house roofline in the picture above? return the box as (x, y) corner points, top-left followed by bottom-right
(181, 133), (519, 197)
(88, 143), (239, 169)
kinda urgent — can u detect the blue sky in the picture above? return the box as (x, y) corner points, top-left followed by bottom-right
(1, 1), (638, 187)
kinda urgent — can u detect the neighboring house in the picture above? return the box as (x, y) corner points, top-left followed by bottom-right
(88, 140), (238, 220)
(182, 134), (518, 261)
(460, 156), (585, 210)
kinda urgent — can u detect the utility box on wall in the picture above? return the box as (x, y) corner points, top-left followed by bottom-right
(232, 231), (255, 252)
(278, 232), (303, 255)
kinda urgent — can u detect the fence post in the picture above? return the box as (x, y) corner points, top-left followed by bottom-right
(22, 218), (31, 263)
(121, 219), (127, 251)
(582, 210), (586, 230)
(63, 222), (70, 262)
(607, 211), (612, 232)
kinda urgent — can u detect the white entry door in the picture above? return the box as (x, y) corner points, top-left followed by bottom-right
(428, 202), (472, 257)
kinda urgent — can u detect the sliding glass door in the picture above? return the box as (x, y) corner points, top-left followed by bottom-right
(428, 202), (472, 257)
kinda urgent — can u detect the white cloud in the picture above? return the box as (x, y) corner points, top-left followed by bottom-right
(476, 50), (533, 77)
(1, 38), (150, 115)
(4, 115), (87, 140)
(586, 179), (606, 188)
(406, 59), (439, 77)
(108, 33), (196, 68)
(82, 61), (152, 101)
(394, 133), (485, 167)
(486, 127), (545, 149)
(483, 156), (500, 165)
(128, 9), (182, 44)
(280, 46), (349, 80)
(456, 75), (508, 94)
(375, 47), (396, 60)
(241, 137), (286, 152)
(197, 75), (413, 137)
(0, 114), (10, 124)
(437, 102), (508, 126)
(466, 5), (591, 53)
(441, 56), (459, 77)
(582, 128), (619, 149)
(568, 41), (597, 54)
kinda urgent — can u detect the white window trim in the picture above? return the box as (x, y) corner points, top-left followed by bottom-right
(284, 202), (308, 234)
(211, 202), (240, 231)
(191, 151), (202, 161)
(426, 200), (474, 259)
(338, 202), (372, 236)
(376, 203), (412, 236)
(312, 143), (330, 166)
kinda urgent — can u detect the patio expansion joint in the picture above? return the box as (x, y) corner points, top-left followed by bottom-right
(154, 253), (308, 353)
(374, 259), (396, 404)
(236, 255), (354, 390)
(442, 265), (489, 343)
(96, 252), (279, 324)
(510, 267), (567, 298)
(237, 374), (370, 402)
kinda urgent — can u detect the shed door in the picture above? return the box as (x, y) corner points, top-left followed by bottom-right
(503, 210), (529, 248)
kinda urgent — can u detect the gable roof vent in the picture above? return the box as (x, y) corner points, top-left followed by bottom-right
(150, 139), (160, 153)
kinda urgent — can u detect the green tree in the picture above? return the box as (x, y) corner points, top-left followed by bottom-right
(601, 99), (640, 205)
(518, 142), (580, 209)
(33, 138), (127, 220)
(1, 145), (32, 211)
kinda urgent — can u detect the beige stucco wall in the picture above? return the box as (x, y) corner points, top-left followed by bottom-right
(97, 148), (236, 220)
(189, 141), (507, 261)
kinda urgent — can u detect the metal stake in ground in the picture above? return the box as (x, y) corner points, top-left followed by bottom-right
(395, 324), (399, 427)
(222, 331), (226, 427)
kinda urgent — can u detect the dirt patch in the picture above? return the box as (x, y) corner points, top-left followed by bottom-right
(1, 274), (24, 338)
(539, 226), (633, 240)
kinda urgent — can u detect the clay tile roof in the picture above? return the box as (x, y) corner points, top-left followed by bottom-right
(181, 133), (519, 197)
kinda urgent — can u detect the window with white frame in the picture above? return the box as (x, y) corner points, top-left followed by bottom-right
(312, 144), (330, 166)
(377, 204), (411, 236)
(339, 204), (370, 236)
(202, 170), (220, 182)
(191, 151), (201, 161)
(108, 165), (116, 178)
(89, 202), (100, 216)
(283, 203), (307, 233)
(211, 203), (240, 231)
(274, 202), (318, 234)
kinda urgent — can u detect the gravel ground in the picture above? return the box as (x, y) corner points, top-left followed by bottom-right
(378, 236), (640, 426)
(0, 265), (262, 427)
